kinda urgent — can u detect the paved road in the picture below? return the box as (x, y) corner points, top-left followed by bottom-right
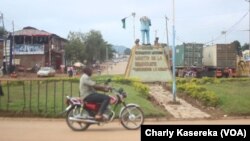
(1, 118), (250, 141)
(102, 60), (128, 75)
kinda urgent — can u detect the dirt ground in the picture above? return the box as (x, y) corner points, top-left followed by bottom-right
(0, 118), (250, 141)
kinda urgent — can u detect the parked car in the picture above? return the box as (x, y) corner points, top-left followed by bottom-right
(37, 67), (56, 77)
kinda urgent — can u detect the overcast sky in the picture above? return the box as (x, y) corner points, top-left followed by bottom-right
(0, 0), (249, 47)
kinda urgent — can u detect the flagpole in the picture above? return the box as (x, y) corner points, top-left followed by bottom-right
(121, 13), (136, 42)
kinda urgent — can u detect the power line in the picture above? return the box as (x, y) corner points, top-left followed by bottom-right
(204, 12), (248, 45)
(165, 11), (248, 45)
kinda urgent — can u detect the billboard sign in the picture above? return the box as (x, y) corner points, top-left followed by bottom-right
(13, 44), (44, 55)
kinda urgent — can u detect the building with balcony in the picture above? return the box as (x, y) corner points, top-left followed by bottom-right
(1, 26), (67, 71)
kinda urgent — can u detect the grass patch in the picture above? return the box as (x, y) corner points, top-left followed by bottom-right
(111, 83), (166, 118)
(0, 76), (167, 118)
(175, 77), (250, 116)
(203, 80), (250, 116)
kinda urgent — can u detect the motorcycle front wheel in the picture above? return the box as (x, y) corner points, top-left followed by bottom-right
(120, 105), (144, 130)
(66, 106), (90, 131)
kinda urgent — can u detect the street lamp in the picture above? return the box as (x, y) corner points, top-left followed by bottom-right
(221, 30), (227, 43)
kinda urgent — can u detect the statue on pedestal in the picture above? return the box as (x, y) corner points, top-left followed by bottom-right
(140, 16), (151, 45)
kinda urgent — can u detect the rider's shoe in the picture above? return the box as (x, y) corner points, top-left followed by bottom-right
(95, 115), (103, 121)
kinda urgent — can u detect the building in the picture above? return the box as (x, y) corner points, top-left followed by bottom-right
(1, 26), (67, 71)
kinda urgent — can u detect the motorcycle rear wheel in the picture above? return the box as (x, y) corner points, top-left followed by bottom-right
(120, 105), (144, 130)
(66, 106), (90, 131)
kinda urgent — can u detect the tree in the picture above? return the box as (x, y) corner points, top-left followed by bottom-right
(242, 43), (249, 51)
(231, 40), (241, 56)
(99, 41), (114, 62)
(0, 27), (4, 37)
(65, 30), (114, 66)
(124, 48), (131, 55)
(84, 30), (114, 64)
(0, 27), (7, 38)
(84, 30), (103, 63)
(65, 31), (86, 64)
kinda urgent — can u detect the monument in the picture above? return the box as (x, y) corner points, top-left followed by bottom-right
(125, 16), (172, 82)
(125, 40), (172, 82)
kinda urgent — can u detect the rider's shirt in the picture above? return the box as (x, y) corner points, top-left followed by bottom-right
(79, 73), (96, 99)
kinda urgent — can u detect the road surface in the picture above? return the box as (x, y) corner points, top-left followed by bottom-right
(102, 60), (128, 75)
(0, 118), (250, 141)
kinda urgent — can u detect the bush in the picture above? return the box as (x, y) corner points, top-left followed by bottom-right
(177, 82), (220, 107)
(112, 76), (149, 98)
(177, 77), (222, 85)
(113, 76), (133, 85)
(176, 78), (188, 84)
(132, 82), (149, 98)
(199, 91), (220, 107)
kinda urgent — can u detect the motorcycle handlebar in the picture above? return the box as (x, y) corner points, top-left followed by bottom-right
(103, 79), (127, 97)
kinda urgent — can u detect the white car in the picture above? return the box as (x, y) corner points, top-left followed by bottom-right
(37, 67), (56, 77)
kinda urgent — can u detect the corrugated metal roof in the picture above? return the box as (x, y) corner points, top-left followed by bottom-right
(14, 26), (51, 36)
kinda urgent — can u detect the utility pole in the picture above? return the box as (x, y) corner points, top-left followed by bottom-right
(12, 21), (15, 66)
(106, 46), (109, 75)
(172, 0), (177, 102)
(165, 16), (171, 75)
(155, 30), (158, 39)
(0, 12), (6, 57)
(165, 16), (169, 47)
(1, 12), (7, 74)
(9, 21), (15, 68)
(0, 12), (5, 31)
(132, 12), (136, 42)
(247, 0), (250, 52)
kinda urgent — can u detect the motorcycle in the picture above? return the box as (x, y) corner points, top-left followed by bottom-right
(64, 80), (144, 131)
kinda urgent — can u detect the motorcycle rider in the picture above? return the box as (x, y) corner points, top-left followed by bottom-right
(79, 67), (111, 120)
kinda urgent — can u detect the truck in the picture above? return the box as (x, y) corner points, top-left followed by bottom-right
(202, 44), (237, 77)
(174, 43), (248, 78)
(175, 43), (204, 77)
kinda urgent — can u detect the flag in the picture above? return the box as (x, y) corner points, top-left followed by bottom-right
(121, 18), (126, 29)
